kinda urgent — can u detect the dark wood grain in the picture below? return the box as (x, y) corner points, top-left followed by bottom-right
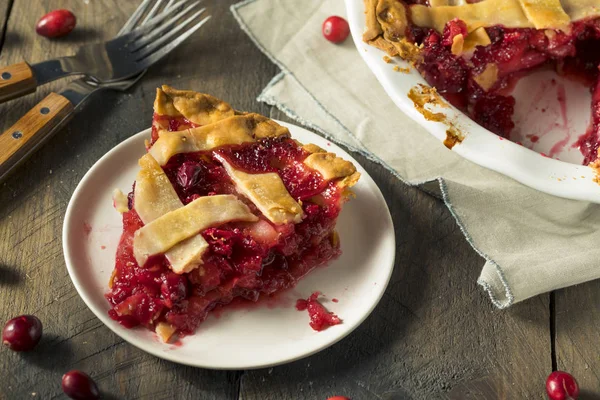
(555, 283), (600, 398)
(0, 0), (558, 399)
(0, 1), (273, 399)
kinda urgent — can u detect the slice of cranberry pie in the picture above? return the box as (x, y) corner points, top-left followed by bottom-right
(363, 0), (600, 165)
(106, 86), (360, 342)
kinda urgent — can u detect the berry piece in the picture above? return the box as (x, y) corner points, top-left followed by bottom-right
(36, 9), (76, 38)
(2, 315), (43, 351)
(62, 370), (100, 400)
(442, 18), (468, 47)
(327, 397), (351, 400)
(546, 371), (579, 400)
(323, 16), (350, 43)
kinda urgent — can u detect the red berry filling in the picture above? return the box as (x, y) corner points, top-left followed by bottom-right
(409, 13), (600, 153)
(106, 129), (347, 338)
(150, 113), (199, 143)
(295, 291), (341, 331)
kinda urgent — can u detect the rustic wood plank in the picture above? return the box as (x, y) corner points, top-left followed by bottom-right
(0, 0), (275, 398)
(232, 109), (553, 400)
(555, 283), (600, 398)
(0, 0), (554, 399)
(0, 0), (10, 52)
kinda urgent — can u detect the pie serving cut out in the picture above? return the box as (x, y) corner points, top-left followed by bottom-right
(363, 0), (600, 169)
(105, 86), (360, 342)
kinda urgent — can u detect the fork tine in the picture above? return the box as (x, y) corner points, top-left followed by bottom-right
(118, 0), (188, 42)
(118, 0), (155, 36)
(134, 7), (206, 59)
(136, 15), (211, 68)
(142, 0), (166, 24)
(132, 2), (204, 51)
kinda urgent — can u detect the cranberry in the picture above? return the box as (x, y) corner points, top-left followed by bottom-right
(62, 370), (100, 400)
(177, 161), (206, 192)
(2, 315), (42, 351)
(161, 273), (189, 308)
(546, 371), (579, 400)
(322, 16), (350, 44)
(36, 9), (76, 38)
(327, 397), (351, 400)
(442, 18), (467, 47)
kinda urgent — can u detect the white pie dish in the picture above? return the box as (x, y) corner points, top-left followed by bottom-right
(62, 121), (395, 369)
(344, 0), (600, 204)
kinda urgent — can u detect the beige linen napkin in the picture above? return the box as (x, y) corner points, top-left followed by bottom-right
(232, 0), (600, 308)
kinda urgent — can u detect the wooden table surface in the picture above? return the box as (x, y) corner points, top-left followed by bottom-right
(0, 1), (598, 399)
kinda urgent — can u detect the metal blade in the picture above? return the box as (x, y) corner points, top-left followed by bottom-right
(30, 58), (78, 85)
(59, 72), (146, 109)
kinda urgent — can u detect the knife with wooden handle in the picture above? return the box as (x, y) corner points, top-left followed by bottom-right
(0, 74), (143, 183)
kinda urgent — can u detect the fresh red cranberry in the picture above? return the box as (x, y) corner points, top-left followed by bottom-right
(62, 370), (100, 400)
(546, 371), (579, 400)
(322, 16), (350, 44)
(327, 397), (351, 400)
(36, 9), (76, 38)
(2, 315), (42, 351)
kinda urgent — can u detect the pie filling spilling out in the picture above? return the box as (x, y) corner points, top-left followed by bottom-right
(363, 0), (600, 165)
(105, 86), (360, 342)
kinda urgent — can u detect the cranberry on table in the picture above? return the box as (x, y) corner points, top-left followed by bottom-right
(546, 371), (579, 400)
(62, 370), (100, 400)
(2, 315), (43, 351)
(322, 16), (350, 43)
(36, 9), (76, 38)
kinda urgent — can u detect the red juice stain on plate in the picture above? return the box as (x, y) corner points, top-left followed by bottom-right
(100, 245), (106, 250)
(530, 135), (540, 143)
(83, 222), (92, 236)
(296, 292), (341, 332)
(548, 84), (572, 158)
(332, 298), (339, 303)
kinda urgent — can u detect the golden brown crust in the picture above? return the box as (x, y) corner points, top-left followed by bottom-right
(154, 85), (236, 125)
(376, 0), (408, 42)
(363, 0), (383, 42)
(150, 114), (291, 165)
(302, 144), (360, 189)
(151, 87), (359, 190)
(363, 0), (599, 64)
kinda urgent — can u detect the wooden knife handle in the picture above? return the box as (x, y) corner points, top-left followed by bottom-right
(0, 93), (74, 181)
(0, 62), (37, 103)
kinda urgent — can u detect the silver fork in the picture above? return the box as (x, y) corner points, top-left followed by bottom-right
(0, 0), (210, 182)
(0, 0), (209, 103)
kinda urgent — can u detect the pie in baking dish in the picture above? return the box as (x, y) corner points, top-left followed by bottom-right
(105, 86), (360, 342)
(363, 0), (600, 165)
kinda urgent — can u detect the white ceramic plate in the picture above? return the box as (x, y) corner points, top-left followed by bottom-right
(62, 122), (395, 369)
(345, 0), (600, 203)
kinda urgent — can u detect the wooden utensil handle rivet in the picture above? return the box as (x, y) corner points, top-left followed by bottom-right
(0, 93), (74, 181)
(0, 62), (37, 103)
